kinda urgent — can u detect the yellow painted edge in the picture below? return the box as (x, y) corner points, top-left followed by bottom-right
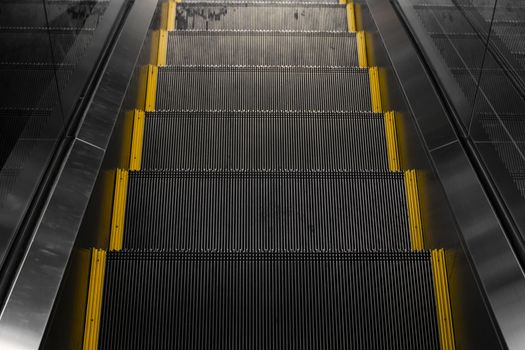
(145, 64), (158, 112)
(129, 110), (145, 171)
(432, 249), (456, 350)
(167, 1), (176, 31)
(356, 31), (368, 68)
(150, 30), (160, 66)
(346, 3), (357, 33)
(369, 67), (382, 113)
(157, 30), (168, 66)
(83, 249), (106, 350)
(109, 169), (128, 250)
(339, 0), (347, 4)
(404, 170), (424, 250)
(160, 2), (169, 31)
(384, 111), (400, 171)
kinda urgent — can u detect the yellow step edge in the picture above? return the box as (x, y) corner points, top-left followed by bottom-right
(129, 110), (146, 171)
(149, 30), (160, 65)
(161, 1), (177, 31)
(339, 0), (347, 4)
(431, 249), (456, 350)
(404, 169), (424, 250)
(369, 67), (382, 113)
(346, 3), (357, 33)
(145, 64), (158, 112)
(150, 30), (168, 66)
(109, 169), (128, 251)
(83, 249), (106, 350)
(384, 111), (400, 171)
(356, 31), (368, 68)
(157, 30), (168, 66)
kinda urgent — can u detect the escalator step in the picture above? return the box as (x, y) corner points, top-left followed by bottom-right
(176, 3), (347, 31)
(167, 31), (358, 66)
(122, 171), (411, 251)
(99, 251), (440, 350)
(142, 111), (388, 170)
(155, 66), (372, 111)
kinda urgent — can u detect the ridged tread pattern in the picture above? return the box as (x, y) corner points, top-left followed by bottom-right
(167, 31), (358, 66)
(99, 251), (440, 350)
(123, 171), (411, 251)
(142, 111), (388, 170)
(156, 66), (372, 111)
(175, 3), (347, 31)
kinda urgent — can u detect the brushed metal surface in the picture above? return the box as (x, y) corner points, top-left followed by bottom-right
(0, 0), (158, 349)
(366, 0), (525, 348)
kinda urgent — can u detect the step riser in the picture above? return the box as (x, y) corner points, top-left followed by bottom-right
(167, 32), (358, 66)
(142, 113), (388, 170)
(123, 172), (411, 250)
(99, 252), (440, 350)
(156, 67), (372, 111)
(176, 5), (347, 31)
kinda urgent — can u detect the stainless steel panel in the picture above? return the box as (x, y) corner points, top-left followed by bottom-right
(0, 139), (104, 350)
(0, 0), (159, 349)
(366, 0), (525, 348)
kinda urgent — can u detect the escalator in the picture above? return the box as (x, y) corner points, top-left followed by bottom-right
(79, 1), (457, 349)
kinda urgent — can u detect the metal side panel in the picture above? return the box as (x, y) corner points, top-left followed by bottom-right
(365, 0), (525, 348)
(142, 111), (388, 170)
(123, 171), (411, 251)
(155, 66), (372, 111)
(99, 251), (440, 350)
(0, 0), (158, 348)
(176, 3), (347, 31)
(167, 31), (358, 66)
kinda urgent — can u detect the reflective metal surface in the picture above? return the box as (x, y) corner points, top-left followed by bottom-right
(395, 0), (525, 269)
(0, 0), (115, 273)
(0, 0), (158, 348)
(366, 0), (525, 348)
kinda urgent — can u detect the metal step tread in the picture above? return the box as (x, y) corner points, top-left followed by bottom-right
(176, 3), (347, 31)
(122, 170), (412, 251)
(142, 110), (388, 170)
(167, 30), (358, 66)
(99, 250), (440, 350)
(155, 66), (372, 111)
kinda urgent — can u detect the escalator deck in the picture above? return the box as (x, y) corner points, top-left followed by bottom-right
(82, 1), (456, 349)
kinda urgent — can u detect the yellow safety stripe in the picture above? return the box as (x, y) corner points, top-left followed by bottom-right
(109, 169), (128, 250)
(369, 67), (382, 112)
(83, 249), (106, 350)
(356, 31), (368, 68)
(346, 3), (357, 33)
(145, 64), (158, 112)
(157, 30), (168, 66)
(339, 0), (347, 4)
(384, 111), (400, 171)
(129, 110), (145, 171)
(150, 30), (160, 65)
(404, 170), (424, 250)
(150, 30), (168, 66)
(431, 249), (456, 350)
(161, 1), (177, 31)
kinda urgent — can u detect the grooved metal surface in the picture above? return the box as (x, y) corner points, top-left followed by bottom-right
(167, 31), (358, 66)
(175, 4), (347, 31)
(99, 251), (440, 350)
(142, 111), (388, 170)
(123, 171), (411, 251)
(156, 66), (372, 111)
